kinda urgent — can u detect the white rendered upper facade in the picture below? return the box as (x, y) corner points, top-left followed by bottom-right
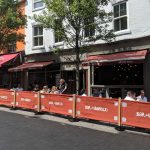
(25, 0), (150, 55)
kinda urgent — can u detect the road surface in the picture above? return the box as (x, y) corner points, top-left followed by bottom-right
(0, 110), (150, 150)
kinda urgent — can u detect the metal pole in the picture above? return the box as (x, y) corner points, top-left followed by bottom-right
(118, 98), (121, 127)
(91, 64), (94, 85)
(115, 97), (125, 131)
(24, 70), (29, 90)
(72, 94), (76, 119)
(37, 91), (41, 113)
(83, 70), (85, 89)
(106, 88), (109, 98)
(13, 90), (16, 109)
(45, 69), (47, 85)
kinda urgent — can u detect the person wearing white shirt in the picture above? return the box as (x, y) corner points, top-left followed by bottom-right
(137, 90), (147, 102)
(80, 89), (87, 96)
(124, 91), (136, 101)
(40, 85), (50, 93)
(82, 93), (87, 96)
(16, 84), (23, 91)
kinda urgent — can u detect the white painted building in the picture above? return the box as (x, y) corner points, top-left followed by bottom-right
(23, 0), (150, 98)
(25, 0), (53, 55)
(25, 0), (150, 55)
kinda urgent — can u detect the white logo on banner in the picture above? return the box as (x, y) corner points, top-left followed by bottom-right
(21, 98), (31, 102)
(85, 105), (108, 112)
(34, 105), (38, 109)
(114, 102), (118, 106)
(122, 117), (127, 122)
(41, 95), (45, 99)
(49, 101), (63, 106)
(122, 102), (127, 107)
(34, 94), (38, 98)
(68, 109), (73, 114)
(0, 95), (8, 100)
(114, 116), (118, 121)
(77, 111), (80, 115)
(68, 98), (73, 101)
(77, 98), (81, 102)
(41, 106), (45, 109)
(136, 112), (150, 118)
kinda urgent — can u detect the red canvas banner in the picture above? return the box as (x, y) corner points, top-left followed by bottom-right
(0, 90), (14, 106)
(121, 100), (150, 129)
(76, 96), (118, 124)
(41, 94), (73, 116)
(16, 91), (38, 110)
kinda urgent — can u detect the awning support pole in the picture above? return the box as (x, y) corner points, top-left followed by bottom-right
(91, 64), (94, 85)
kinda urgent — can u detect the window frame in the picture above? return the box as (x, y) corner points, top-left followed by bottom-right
(54, 20), (63, 44)
(32, 0), (44, 11)
(54, 31), (63, 44)
(84, 17), (95, 38)
(7, 42), (16, 53)
(32, 25), (44, 48)
(113, 1), (128, 32)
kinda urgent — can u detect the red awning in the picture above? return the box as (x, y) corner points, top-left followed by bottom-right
(84, 50), (147, 64)
(0, 53), (19, 67)
(8, 61), (53, 72)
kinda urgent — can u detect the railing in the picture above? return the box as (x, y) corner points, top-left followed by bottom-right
(0, 89), (150, 130)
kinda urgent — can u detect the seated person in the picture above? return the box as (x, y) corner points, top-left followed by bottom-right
(50, 86), (59, 94)
(124, 91), (136, 101)
(40, 85), (50, 93)
(16, 84), (23, 91)
(33, 84), (40, 92)
(137, 90), (147, 102)
(80, 89), (87, 96)
(10, 84), (17, 91)
(92, 88), (100, 97)
(28, 84), (33, 91)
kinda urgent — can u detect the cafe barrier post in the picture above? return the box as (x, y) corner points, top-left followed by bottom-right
(69, 94), (78, 122)
(38, 91), (41, 113)
(34, 91), (43, 115)
(13, 90), (16, 108)
(115, 98), (125, 131)
(11, 90), (17, 109)
(72, 94), (76, 119)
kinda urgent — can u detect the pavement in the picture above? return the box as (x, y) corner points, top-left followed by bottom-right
(0, 107), (150, 150)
